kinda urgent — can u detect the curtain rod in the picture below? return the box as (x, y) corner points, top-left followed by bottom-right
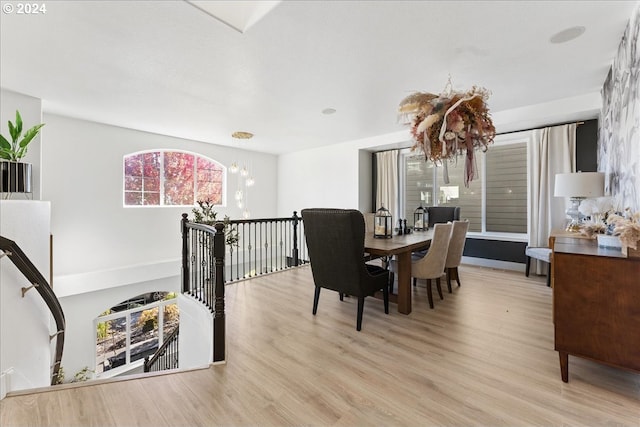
(373, 119), (590, 154)
(496, 120), (585, 137)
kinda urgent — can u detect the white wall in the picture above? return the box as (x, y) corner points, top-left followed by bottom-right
(0, 201), (52, 396)
(358, 149), (373, 212)
(0, 89), (43, 200)
(178, 294), (214, 370)
(277, 142), (363, 215)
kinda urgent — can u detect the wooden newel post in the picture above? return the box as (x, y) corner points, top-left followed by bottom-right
(181, 213), (190, 294)
(213, 222), (226, 362)
(292, 211), (300, 267)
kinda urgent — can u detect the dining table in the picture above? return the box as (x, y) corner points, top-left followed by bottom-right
(364, 229), (434, 315)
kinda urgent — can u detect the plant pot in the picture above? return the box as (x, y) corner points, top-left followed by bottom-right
(0, 161), (32, 193)
(596, 234), (622, 250)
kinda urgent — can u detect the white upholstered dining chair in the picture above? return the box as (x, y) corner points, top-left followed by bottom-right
(444, 220), (469, 293)
(391, 223), (453, 309)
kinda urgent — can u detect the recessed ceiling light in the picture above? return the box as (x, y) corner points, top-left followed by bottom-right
(550, 26), (586, 44)
(322, 108), (336, 115)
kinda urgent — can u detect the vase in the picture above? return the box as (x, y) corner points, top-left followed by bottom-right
(596, 234), (622, 250)
(0, 161), (32, 195)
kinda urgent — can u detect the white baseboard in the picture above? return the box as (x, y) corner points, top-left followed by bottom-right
(1, 368), (14, 400)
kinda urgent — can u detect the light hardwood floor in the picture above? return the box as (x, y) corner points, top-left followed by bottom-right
(2, 265), (639, 426)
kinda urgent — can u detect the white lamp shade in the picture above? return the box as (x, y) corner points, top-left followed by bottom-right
(554, 172), (604, 198)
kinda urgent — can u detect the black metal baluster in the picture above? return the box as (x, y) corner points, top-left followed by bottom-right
(293, 211), (299, 266)
(209, 231), (214, 307)
(191, 229), (198, 296)
(181, 214), (189, 293)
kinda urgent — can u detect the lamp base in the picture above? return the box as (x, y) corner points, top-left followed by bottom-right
(565, 221), (582, 232)
(564, 197), (585, 232)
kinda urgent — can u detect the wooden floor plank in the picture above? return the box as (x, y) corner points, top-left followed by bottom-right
(1, 264), (639, 426)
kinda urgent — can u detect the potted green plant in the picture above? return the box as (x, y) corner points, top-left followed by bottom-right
(0, 110), (45, 196)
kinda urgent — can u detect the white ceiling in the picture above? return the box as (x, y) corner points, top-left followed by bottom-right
(1, 1), (637, 155)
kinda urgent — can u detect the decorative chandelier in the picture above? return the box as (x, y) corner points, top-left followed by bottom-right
(399, 78), (495, 186)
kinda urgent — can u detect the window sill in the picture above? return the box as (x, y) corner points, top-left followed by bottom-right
(466, 232), (528, 243)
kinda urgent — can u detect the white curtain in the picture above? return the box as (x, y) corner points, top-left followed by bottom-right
(527, 124), (576, 274)
(375, 150), (399, 222)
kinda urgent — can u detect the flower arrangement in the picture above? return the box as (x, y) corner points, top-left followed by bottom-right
(399, 83), (495, 186)
(579, 196), (640, 251)
(578, 196), (614, 236)
(607, 209), (640, 250)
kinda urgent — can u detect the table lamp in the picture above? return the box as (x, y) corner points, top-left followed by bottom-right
(554, 172), (604, 231)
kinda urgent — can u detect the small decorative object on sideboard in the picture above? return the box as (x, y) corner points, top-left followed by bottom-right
(596, 234), (622, 249)
(0, 110), (45, 198)
(585, 205), (640, 255)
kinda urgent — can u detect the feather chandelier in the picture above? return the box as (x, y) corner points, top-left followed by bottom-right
(399, 79), (496, 186)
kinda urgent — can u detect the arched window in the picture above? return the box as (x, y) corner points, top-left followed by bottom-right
(123, 150), (225, 206)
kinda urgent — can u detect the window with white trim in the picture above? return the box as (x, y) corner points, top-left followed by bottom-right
(123, 150), (225, 206)
(95, 292), (179, 377)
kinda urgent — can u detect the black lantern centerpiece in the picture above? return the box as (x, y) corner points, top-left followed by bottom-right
(414, 204), (428, 231)
(374, 205), (393, 239)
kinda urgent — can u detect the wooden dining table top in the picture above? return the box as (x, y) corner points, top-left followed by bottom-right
(364, 229), (434, 256)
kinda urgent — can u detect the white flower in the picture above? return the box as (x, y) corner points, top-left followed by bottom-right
(579, 199), (597, 216)
(578, 196), (614, 217)
(416, 114), (440, 134)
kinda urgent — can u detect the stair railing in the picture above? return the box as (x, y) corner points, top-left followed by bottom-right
(226, 211), (308, 282)
(143, 326), (179, 373)
(179, 211), (308, 364)
(181, 216), (226, 362)
(0, 235), (65, 386)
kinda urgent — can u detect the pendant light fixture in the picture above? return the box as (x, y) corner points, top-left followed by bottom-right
(229, 131), (256, 217)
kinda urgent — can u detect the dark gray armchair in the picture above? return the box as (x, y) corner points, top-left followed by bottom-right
(301, 208), (390, 331)
(426, 206), (461, 228)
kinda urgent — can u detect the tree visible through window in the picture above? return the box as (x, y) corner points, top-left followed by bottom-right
(124, 151), (224, 206)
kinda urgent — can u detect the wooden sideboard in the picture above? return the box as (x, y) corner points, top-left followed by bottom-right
(551, 237), (640, 382)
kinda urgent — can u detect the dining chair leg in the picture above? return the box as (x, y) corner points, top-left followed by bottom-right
(525, 256), (531, 277)
(426, 279), (434, 309)
(313, 287), (321, 315)
(446, 269), (453, 293)
(454, 267), (461, 287)
(356, 296), (365, 331)
(339, 292), (344, 301)
(436, 278), (443, 300)
(413, 277), (417, 287)
(383, 285), (389, 314)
